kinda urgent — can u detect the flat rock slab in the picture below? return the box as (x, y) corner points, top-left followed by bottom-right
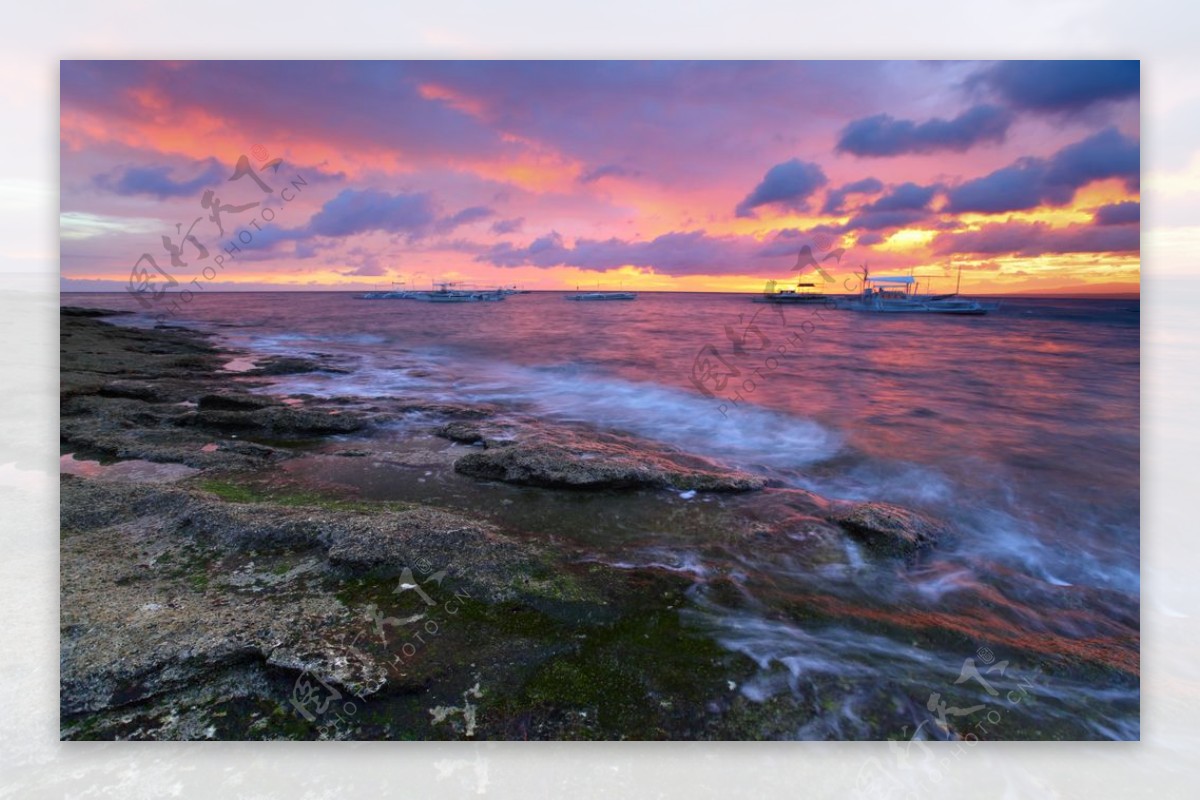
(59, 475), (568, 722)
(196, 392), (281, 412)
(181, 407), (366, 435)
(455, 440), (765, 492)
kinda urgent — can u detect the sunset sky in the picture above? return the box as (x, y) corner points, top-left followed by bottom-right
(59, 60), (1140, 295)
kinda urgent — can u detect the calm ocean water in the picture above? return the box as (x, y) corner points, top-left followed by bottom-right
(62, 290), (1140, 739)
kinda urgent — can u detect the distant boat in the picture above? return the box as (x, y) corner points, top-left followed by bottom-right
(359, 289), (415, 300)
(359, 281), (416, 299)
(752, 279), (828, 304)
(412, 282), (508, 303)
(837, 266), (996, 315)
(565, 291), (637, 301)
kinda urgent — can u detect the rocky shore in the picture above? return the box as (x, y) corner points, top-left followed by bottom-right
(60, 307), (1005, 741)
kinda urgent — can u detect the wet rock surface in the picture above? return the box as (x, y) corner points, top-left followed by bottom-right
(62, 312), (743, 740)
(196, 391), (280, 411)
(61, 306), (133, 318)
(61, 308), (1021, 742)
(828, 500), (949, 558)
(450, 428), (766, 492)
(245, 355), (350, 376)
(60, 314), (377, 471)
(181, 406), (366, 435)
(58, 468), (578, 737)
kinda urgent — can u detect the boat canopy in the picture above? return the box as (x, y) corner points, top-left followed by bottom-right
(870, 275), (917, 284)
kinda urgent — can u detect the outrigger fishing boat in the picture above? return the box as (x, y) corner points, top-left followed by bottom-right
(359, 274), (511, 302)
(412, 282), (507, 302)
(564, 283), (637, 301)
(359, 281), (416, 299)
(565, 291), (637, 301)
(752, 279), (829, 304)
(837, 265), (996, 315)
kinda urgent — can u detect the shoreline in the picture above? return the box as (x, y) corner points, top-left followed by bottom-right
(59, 307), (1137, 740)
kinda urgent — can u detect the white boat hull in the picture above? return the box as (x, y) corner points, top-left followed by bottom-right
(837, 298), (994, 315)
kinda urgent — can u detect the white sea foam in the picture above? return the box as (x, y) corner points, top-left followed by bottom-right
(256, 345), (843, 470)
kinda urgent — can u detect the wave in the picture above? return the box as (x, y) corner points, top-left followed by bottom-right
(254, 344), (843, 471)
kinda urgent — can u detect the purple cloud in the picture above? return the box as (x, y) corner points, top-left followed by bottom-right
(973, 60), (1139, 113)
(477, 230), (761, 275)
(490, 217), (525, 235)
(735, 159), (828, 218)
(836, 105), (1012, 157)
(1044, 127), (1140, 190)
(755, 225), (844, 257)
(307, 189), (438, 238)
(932, 220), (1140, 257)
(580, 164), (641, 183)
(93, 159), (226, 199)
(822, 177), (884, 214)
(945, 128), (1139, 214)
(843, 182), (939, 231)
(60, 61), (891, 205)
(1094, 201), (1139, 226)
(434, 205), (495, 233)
(865, 182), (938, 212)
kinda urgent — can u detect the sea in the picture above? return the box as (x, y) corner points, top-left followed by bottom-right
(61, 290), (1141, 740)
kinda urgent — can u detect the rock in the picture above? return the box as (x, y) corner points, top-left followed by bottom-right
(59, 485), (373, 716)
(325, 506), (523, 583)
(828, 501), (948, 558)
(436, 422), (485, 444)
(265, 643), (388, 697)
(60, 314), (299, 472)
(191, 502), (532, 601)
(59, 475), (562, 727)
(60, 306), (132, 317)
(60, 418), (286, 471)
(393, 401), (495, 419)
(455, 441), (765, 492)
(434, 421), (516, 447)
(97, 380), (182, 403)
(60, 574), (371, 717)
(60, 474), (194, 530)
(60, 314), (224, 398)
(61, 394), (172, 426)
(196, 392), (280, 411)
(58, 309), (597, 737)
(246, 356), (348, 375)
(181, 406), (365, 435)
(60, 478), (540, 602)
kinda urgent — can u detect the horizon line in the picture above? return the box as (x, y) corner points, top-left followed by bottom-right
(60, 288), (1142, 298)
